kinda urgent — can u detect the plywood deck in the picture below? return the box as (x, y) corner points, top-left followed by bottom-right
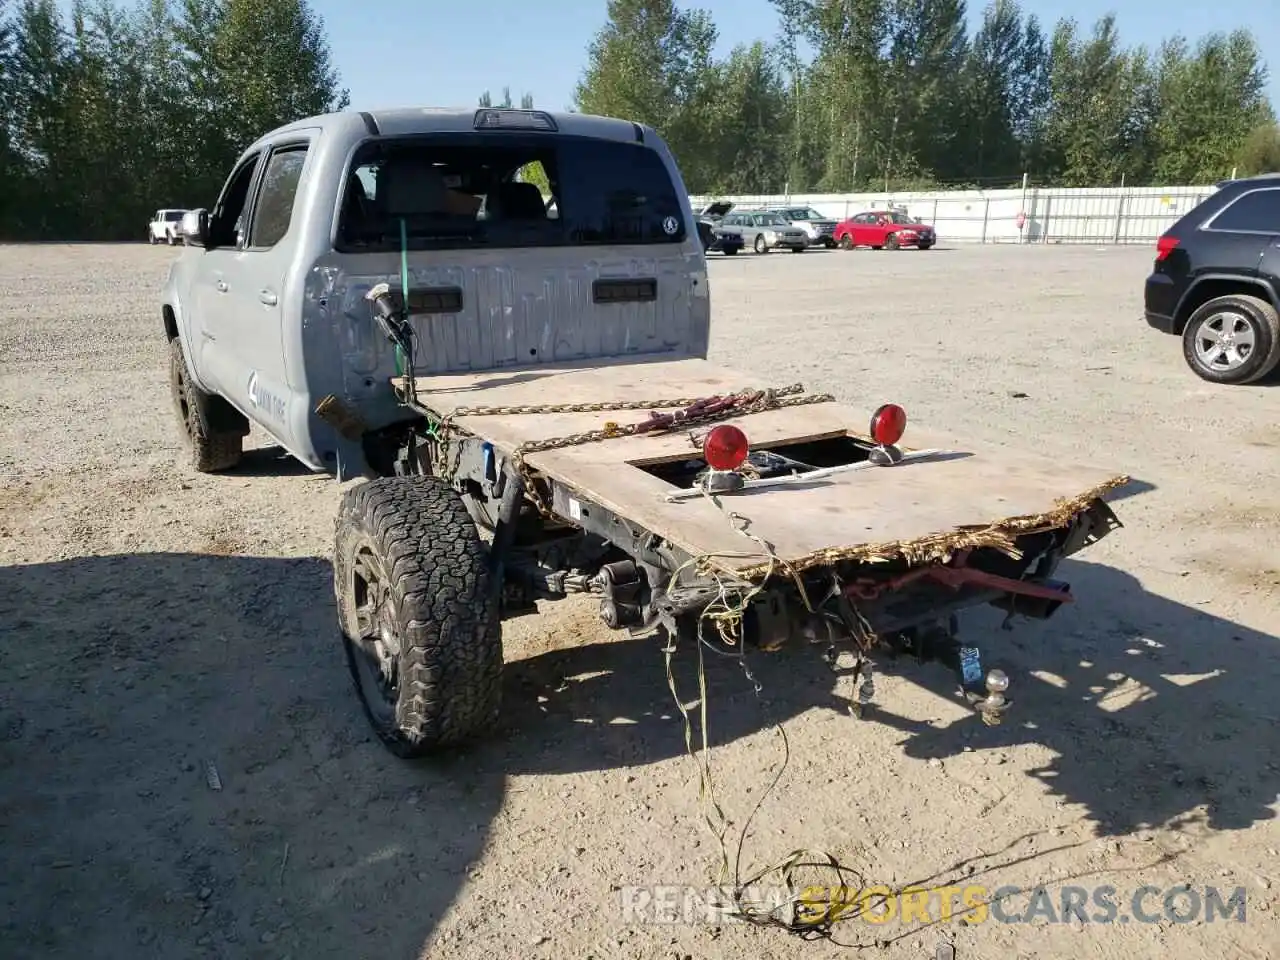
(398, 356), (1126, 571)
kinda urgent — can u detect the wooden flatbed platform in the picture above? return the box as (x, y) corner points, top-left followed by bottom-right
(396, 355), (1127, 573)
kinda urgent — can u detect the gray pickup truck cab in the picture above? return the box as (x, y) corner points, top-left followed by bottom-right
(162, 106), (707, 479)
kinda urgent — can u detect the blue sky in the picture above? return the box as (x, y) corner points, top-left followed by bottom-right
(317, 0), (1279, 113)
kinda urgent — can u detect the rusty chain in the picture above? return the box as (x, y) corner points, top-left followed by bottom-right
(446, 383), (808, 418)
(428, 384), (835, 518)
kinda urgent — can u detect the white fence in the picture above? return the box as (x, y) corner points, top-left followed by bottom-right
(689, 184), (1219, 245)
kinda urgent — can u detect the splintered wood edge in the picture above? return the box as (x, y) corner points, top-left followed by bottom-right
(729, 474), (1134, 582)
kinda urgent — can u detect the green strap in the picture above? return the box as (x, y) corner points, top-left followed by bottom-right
(394, 217), (409, 375)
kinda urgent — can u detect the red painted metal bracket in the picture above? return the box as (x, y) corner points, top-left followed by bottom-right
(845, 549), (1074, 604)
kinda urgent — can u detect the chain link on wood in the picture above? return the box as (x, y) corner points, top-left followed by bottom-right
(427, 384), (835, 518)
(517, 388), (835, 517)
(447, 383), (808, 418)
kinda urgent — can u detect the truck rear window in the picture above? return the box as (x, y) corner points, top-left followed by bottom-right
(336, 133), (687, 251)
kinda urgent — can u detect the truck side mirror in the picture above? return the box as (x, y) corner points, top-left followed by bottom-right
(180, 209), (210, 247)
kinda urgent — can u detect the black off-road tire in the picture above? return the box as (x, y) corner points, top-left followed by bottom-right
(167, 338), (243, 472)
(1181, 294), (1280, 385)
(334, 476), (503, 758)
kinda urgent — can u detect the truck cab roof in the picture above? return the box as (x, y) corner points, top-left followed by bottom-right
(245, 107), (652, 155)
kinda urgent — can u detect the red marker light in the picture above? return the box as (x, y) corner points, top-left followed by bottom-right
(870, 404), (907, 446)
(703, 424), (749, 471)
(1155, 234), (1179, 262)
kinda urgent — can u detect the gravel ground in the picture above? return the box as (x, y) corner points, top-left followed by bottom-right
(1, 242), (1278, 960)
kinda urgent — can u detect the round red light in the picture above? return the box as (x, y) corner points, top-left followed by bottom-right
(870, 403), (907, 446)
(703, 424), (749, 471)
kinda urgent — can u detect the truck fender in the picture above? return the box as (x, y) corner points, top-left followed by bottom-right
(165, 299), (249, 437)
(163, 291), (211, 392)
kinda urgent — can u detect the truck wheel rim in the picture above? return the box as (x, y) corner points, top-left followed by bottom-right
(350, 550), (401, 723)
(1193, 311), (1255, 371)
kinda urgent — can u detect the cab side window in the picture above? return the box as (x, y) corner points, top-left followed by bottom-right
(249, 145), (310, 249)
(209, 155), (262, 248)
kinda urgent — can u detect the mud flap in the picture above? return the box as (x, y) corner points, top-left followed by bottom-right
(192, 382), (250, 436)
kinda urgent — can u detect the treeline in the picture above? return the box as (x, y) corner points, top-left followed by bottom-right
(0, 0), (346, 241)
(3, 0), (1279, 242)
(574, 0), (1280, 195)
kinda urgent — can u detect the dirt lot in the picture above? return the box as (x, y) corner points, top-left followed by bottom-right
(2, 242), (1278, 960)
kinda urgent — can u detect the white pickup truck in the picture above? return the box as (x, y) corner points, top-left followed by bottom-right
(147, 209), (189, 245)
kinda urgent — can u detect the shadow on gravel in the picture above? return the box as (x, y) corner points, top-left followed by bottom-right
(0, 552), (843, 960)
(870, 558), (1280, 837)
(5, 547), (1275, 959)
(223, 445), (319, 478)
(0, 553), (501, 960)
(1107, 477), (1157, 501)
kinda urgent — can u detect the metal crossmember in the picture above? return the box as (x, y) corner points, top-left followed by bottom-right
(435, 384), (836, 518)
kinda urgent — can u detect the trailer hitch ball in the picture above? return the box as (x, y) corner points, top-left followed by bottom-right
(976, 669), (1011, 726)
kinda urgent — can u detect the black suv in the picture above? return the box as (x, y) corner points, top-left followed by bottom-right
(1144, 174), (1280, 385)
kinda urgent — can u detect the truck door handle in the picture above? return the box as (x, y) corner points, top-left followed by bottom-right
(259, 290), (277, 306)
(215, 279), (228, 293)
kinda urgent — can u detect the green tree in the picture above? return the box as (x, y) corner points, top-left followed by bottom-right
(479, 87), (535, 109)
(574, 0), (719, 189)
(206, 0), (348, 159)
(1011, 12), (1051, 174)
(1151, 30), (1273, 183)
(0, 0), (30, 232)
(699, 41), (790, 194)
(887, 0), (968, 184)
(793, 0), (892, 190)
(1041, 15), (1149, 185)
(1235, 121), (1280, 175)
(958, 0), (1024, 182)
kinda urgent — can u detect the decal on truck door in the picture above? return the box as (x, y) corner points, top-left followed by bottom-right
(246, 370), (287, 424)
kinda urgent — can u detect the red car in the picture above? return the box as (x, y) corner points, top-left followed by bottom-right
(834, 210), (936, 250)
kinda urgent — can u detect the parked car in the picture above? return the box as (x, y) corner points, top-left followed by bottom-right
(697, 200), (733, 224)
(715, 209), (809, 253)
(1144, 173), (1280, 385)
(695, 200), (743, 255)
(148, 209), (189, 245)
(766, 204), (839, 248)
(834, 210), (936, 250)
(696, 218), (743, 255)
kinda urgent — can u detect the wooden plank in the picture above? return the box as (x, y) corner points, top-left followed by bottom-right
(401, 354), (772, 415)
(400, 354), (962, 451)
(397, 356), (1127, 571)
